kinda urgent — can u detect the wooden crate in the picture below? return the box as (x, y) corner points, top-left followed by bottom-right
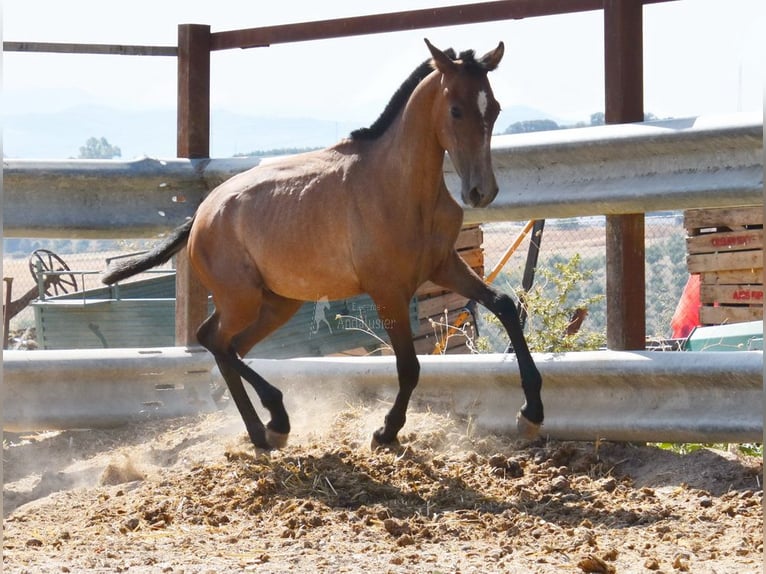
(412, 224), (484, 355)
(684, 206), (763, 325)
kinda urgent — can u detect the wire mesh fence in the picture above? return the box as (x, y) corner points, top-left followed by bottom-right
(478, 212), (689, 352)
(3, 212), (690, 350)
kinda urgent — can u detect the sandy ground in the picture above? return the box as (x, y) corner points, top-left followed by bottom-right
(3, 403), (762, 574)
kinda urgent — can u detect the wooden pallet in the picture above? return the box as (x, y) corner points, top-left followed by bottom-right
(337, 224), (485, 356)
(412, 224), (484, 354)
(684, 206), (763, 325)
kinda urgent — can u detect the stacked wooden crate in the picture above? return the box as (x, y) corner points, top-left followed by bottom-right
(685, 206), (763, 325)
(412, 224), (484, 354)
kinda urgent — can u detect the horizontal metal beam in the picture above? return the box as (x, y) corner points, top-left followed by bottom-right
(3, 348), (762, 443)
(2, 157), (254, 238)
(5, 0), (676, 57)
(3, 41), (177, 56)
(262, 351), (764, 443)
(210, 0), (607, 50)
(3, 114), (762, 238)
(455, 113), (764, 223)
(3, 347), (217, 430)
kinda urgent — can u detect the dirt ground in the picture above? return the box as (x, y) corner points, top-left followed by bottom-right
(3, 405), (762, 574)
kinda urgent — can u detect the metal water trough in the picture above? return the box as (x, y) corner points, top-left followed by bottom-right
(4, 348), (762, 443)
(31, 271), (417, 357)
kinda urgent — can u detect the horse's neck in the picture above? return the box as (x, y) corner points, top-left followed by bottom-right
(374, 74), (446, 198)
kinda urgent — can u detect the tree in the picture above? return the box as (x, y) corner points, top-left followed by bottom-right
(78, 137), (121, 159)
(504, 119), (560, 134)
(590, 111), (663, 125)
(235, 146), (321, 158)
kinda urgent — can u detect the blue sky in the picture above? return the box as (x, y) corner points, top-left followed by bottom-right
(4, 1), (763, 126)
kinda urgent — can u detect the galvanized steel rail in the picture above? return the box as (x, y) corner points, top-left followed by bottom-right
(457, 113), (764, 223)
(4, 348), (762, 443)
(3, 113), (761, 238)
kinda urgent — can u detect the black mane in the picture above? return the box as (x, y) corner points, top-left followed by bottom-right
(351, 48), (487, 141)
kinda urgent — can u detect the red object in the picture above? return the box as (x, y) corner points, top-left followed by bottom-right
(671, 274), (701, 339)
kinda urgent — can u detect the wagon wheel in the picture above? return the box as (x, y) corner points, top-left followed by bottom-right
(28, 249), (78, 296)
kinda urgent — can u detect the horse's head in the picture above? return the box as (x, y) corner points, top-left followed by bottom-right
(425, 38), (504, 208)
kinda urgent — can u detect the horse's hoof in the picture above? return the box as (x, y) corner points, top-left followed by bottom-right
(516, 412), (541, 440)
(265, 428), (289, 449)
(370, 429), (400, 451)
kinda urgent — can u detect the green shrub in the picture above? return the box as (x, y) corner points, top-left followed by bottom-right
(485, 253), (606, 353)
(520, 253), (606, 352)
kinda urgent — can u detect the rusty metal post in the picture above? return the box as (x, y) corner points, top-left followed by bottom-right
(3, 277), (13, 350)
(175, 24), (211, 346)
(604, 0), (646, 350)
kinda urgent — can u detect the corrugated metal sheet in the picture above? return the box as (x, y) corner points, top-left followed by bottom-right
(33, 279), (418, 357)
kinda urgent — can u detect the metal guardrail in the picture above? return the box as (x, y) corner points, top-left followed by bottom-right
(3, 347), (217, 430)
(3, 113), (762, 238)
(3, 348), (762, 442)
(457, 112), (764, 223)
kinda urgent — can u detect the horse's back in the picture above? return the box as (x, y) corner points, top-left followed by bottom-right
(189, 146), (366, 302)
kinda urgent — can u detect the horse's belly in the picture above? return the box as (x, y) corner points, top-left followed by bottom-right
(270, 280), (365, 303)
(259, 259), (364, 303)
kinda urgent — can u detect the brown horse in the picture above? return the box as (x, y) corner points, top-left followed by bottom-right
(103, 39), (544, 450)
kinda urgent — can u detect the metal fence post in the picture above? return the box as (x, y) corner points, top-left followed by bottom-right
(175, 24), (211, 346)
(604, 0), (646, 350)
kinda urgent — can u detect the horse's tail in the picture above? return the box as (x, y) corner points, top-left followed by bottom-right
(102, 217), (194, 285)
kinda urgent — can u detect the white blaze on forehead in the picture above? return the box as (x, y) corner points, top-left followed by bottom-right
(477, 90), (489, 119)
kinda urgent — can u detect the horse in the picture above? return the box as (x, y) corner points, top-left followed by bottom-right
(102, 39), (544, 450)
(310, 297), (333, 335)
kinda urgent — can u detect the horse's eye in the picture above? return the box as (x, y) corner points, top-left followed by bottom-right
(450, 106), (463, 119)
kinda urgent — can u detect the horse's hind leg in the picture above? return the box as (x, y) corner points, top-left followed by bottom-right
(431, 252), (543, 439)
(197, 293), (301, 449)
(197, 311), (270, 448)
(229, 293), (303, 448)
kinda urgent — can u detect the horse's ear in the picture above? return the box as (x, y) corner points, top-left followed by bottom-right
(479, 41), (504, 71)
(425, 38), (457, 74)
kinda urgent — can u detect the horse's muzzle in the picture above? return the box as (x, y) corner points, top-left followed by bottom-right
(462, 182), (499, 208)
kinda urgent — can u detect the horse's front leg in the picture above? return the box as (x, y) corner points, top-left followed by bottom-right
(431, 252), (543, 438)
(369, 297), (420, 448)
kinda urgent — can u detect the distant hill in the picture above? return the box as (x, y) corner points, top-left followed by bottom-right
(496, 105), (570, 131)
(3, 105), (360, 159)
(3, 103), (566, 160)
